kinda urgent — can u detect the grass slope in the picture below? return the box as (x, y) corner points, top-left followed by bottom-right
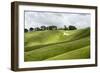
(24, 28), (90, 61)
(46, 46), (90, 60)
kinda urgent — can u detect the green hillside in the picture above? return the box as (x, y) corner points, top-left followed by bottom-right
(24, 28), (90, 61)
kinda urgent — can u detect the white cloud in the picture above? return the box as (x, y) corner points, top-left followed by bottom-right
(25, 11), (91, 29)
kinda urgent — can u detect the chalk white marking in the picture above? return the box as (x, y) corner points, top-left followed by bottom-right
(63, 32), (70, 36)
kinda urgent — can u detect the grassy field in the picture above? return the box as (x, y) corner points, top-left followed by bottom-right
(24, 28), (90, 61)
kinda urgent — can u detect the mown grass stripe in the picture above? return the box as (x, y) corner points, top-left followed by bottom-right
(24, 37), (90, 61)
(45, 45), (90, 60)
(24, 28), (90, 52)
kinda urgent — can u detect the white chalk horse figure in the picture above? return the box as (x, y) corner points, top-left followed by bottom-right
(63, 32), (70, 36)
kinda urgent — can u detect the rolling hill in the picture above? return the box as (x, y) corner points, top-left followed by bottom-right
(24, 28), (90, 61)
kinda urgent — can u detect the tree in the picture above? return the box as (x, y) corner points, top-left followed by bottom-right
(24, 28), (28, 32)
(29, 27), (34, 31)
(69, 25), (77, 30)
(64, 25), (68, 30)
(46, 26), (49, 30)
(35, 27), (41, 31)
(41, 26), (47, 30)
(58, 28), (63, 30)
(48, 25), (57, 30)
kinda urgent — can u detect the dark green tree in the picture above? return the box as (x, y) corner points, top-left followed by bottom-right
(41, 26), (47, 30)
(48, 25), (57, 30)
(35, 27), (41, 31)
(69, 25), (77, 30)
(64, 25), (68, 30)
(29, 27), (34, 31)
(24, 28), (28, 32)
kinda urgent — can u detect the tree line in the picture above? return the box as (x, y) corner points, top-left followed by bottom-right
(25, 25), (77, 32)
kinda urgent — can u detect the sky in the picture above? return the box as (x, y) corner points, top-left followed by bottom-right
(25, 11), (91, 29)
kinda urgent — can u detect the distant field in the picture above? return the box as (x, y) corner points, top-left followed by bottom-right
(24, 28), (90, 61)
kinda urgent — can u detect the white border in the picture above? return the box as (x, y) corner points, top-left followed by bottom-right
(18, 5), (96, 68)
